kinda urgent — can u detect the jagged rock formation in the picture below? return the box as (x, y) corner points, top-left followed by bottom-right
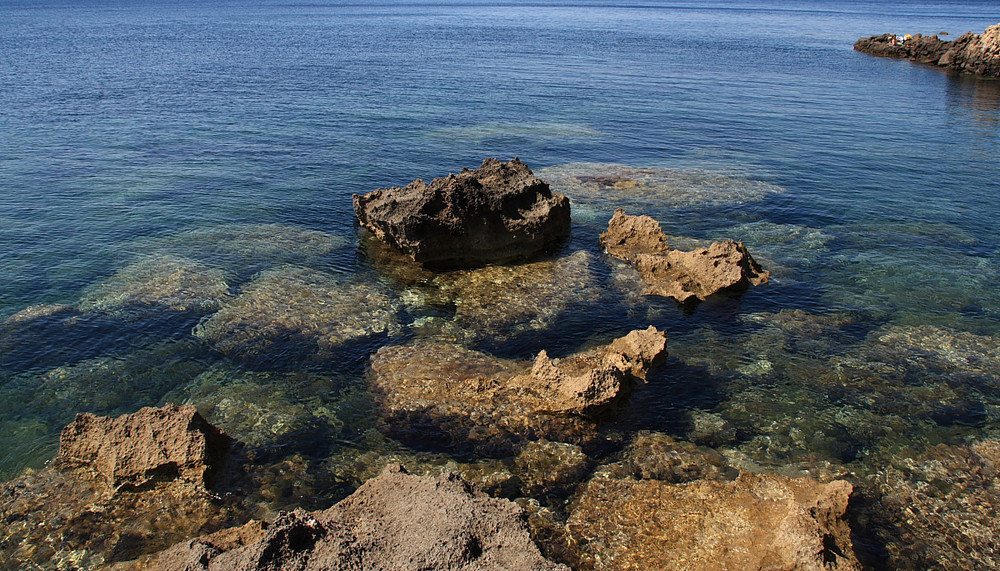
(354, 158), (571, 268)
(367, 327), (668, 454)
(600, 209), (769, 303)
(57, 404), (232, 493)
(152, 464), (567, 571)
(854, 24), (1000, 77)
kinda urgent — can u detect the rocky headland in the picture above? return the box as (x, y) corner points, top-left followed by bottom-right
(854, 23), (1000, 77)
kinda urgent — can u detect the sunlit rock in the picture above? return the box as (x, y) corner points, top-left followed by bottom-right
(367, 327), (668, 454)
(0, 405), (251, 570)
(600, 209), (769, 303)
(354, 158), (571, 268)
(537, 162), (785, 209)
(152, 464), (568, 570)
(566, 467), (859, 570)
(193, 265), (399, 363)
(78, 254), (230, 316)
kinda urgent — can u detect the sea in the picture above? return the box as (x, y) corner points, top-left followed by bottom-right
(1, 0), (999, 566)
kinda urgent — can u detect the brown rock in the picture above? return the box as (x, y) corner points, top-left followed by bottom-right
(154, 464), (567, 570)
(854, 24), (1000, 78)
(367, 327), (668, 453)
(57, 403), (232, 493)
(353, 158), (571, 268)
(567, 471), (859, 571)
(600, 209), (769, 303)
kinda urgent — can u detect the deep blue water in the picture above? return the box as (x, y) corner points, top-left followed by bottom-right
(2, 0), (1000, 514)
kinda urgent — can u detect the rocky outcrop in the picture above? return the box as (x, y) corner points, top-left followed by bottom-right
(600, 209), (769, 303)
(367, 327), (668, 454)
(57, 404), (232, 493)
(353, 158), (571, 268)
(854, 24), (1000, 77)
(153, 464), (567, 570)
(0, 405), (248, 569)
(567, 467), (859, 570)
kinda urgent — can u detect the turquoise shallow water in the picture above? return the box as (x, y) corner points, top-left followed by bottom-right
(1, 1), (1000, 559)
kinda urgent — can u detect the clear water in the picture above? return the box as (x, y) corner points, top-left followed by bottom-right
(1, 0), (999, 559)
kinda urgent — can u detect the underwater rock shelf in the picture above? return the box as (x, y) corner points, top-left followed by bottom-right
(854, 23), (1000, 77)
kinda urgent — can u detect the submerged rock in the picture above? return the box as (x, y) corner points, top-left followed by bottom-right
(417, 250), (602, 343)
(867, 438), (1000, 569)
(536, 162), (785, 210)
(153, 464), (567, 570)
(600, 209), (769, 303)
(854, 24), (1000, 77)
(78, 255), (230, 316)
(566, 447), (859, 571)
(193, 265), (398, 363)
(367, 327), (668, 454)
(353, 158), (571, 268)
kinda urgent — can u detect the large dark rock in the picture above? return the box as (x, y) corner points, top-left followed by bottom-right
(600, 209), (769, 303)
(153, 464), (568, 570)
(354, 158), (571, 269)
(854, 24), (1000, 77)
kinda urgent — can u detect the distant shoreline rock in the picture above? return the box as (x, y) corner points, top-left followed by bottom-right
(854, 24), (1000, 78)
(353, 158), (571, 269)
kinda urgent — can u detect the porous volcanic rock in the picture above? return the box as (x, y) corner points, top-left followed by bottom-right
(153, 464), (567, 570)
(57, 403), (233, 493)
(600, 209), (769, 303)
(367, 327), (668, 454)
(567, 469), (859, 570)
(353, 158), (571, 268)
(854, 24), (1000, 77)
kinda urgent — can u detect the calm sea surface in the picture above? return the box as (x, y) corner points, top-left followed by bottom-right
(1, 0), (1000, 560)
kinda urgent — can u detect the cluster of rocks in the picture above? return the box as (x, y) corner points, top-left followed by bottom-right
(2, 405), (864, 571)
(1, 158), (788, 569)
(854, 23), (1000, 77)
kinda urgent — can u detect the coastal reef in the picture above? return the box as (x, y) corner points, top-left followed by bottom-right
(600, 209), (769, 303)
(854, 23), (1000, 77)
(367, 327), (668, 455)
(354, 158), (571, 268)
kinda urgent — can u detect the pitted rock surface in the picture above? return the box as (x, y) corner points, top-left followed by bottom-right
(354, 158), (571, 268)
(154, 464), (567, 570)
(600, 209), (769, 303)
(57, 403), (232, 493)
